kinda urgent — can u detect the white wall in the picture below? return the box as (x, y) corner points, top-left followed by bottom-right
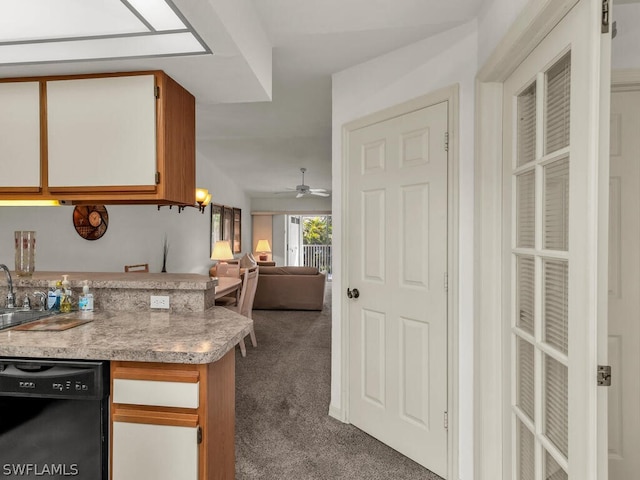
(332, 20), (477, 480)
(272, 214), (287, 266)
(612, 3), (640, 70)
(0, 151), (251, 275)
(477, 0), (529, 67)
(250, 195), (331, 213)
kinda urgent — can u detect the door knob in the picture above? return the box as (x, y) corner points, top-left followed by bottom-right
(347, 288), (360, 299)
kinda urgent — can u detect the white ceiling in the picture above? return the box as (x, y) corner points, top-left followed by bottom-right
(0, 0), (483, 198)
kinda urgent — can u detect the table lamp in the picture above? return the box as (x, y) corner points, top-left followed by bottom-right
(211, 241), (234, 264)
(255, 239), (271, 261)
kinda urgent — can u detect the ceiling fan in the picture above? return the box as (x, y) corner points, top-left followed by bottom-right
(277, 168), (330, 198)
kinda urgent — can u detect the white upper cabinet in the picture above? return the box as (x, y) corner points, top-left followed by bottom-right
(0, 82), (41, 188)
(47, 75), (157, 188)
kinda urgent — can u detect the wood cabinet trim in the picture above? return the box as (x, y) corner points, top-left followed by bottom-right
(113, 407), (198, 428)
(48, 185), (158, 194)
(112, 362), (200, 383)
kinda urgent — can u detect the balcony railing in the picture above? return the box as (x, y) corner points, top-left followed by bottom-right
(302, 244), (332, 275)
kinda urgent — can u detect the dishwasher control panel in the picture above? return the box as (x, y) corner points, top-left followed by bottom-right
(0, 359), (108, 400)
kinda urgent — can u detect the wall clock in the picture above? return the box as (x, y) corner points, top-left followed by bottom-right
(73, 205), (109, 240)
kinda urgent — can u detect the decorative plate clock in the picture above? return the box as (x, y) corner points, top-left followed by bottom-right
(73, 205), (109, 240)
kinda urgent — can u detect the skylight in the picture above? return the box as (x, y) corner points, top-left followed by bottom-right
(0, 0), (211, 65)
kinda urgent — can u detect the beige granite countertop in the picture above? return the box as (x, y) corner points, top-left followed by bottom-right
(3, 271), (215, 290)
(0, 307), (251, 364)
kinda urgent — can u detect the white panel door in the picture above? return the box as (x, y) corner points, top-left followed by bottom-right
(348, 101), (448, 477)
(608, 88), (640, 480)
(0, 82), (41, 187)
(47, 75), (156, 188)
(502, 1), (611, 479)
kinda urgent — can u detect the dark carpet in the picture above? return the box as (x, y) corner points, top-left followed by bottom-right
(235, 284), (443, 480)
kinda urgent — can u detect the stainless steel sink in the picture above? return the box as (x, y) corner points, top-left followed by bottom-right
(0, 309), (60, 331)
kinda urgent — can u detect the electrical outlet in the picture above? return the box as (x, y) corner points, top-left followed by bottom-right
(150, 295), (170, 309)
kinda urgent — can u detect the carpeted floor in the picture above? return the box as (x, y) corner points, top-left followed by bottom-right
(235, 284), (443, 480)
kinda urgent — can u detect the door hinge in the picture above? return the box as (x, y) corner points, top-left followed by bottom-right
(444, 132), (449, 152)
(155, 85), (160, 99)
(444, 272), (448, 293)
(597, 365), (612, 386)
(197, 426), (203, 444)
(444, 411), (448, 430)
(155, 171), (160, 184)
(602, 0), (610, 33)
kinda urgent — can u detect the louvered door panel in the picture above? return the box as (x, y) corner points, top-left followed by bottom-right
(518, 83), (537, 166)
(545, 54), (571, 154)
(543, 260), (568, 354)
(544, 355), (568, 457)
(509, 51), (572, 480)
(518, 171), (536, 248)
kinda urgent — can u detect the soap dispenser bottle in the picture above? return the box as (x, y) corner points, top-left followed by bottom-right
(60, 275), (72, 313)
(52, 280), (63, 311)
(47, 281), (57, 310)
(79, 281), (94, 312)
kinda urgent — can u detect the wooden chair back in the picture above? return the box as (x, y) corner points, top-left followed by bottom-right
(237, 266), (259, 318)
(124, 263), (149, 273)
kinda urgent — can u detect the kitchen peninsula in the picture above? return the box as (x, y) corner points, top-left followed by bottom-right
(0, 271), (249, 480)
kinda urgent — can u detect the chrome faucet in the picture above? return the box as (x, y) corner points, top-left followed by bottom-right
(33, 292), (47, 311)
(0, 265), (15, 309)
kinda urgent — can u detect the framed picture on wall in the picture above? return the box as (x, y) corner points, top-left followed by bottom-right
(222, 206), (233, 243)
(210, 204), (223, 255)
(233, 208), (241, 253)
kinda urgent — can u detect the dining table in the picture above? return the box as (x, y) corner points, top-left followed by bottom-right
(214, 276), (242, 301)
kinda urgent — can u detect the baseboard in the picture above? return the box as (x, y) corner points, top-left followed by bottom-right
(328, 404), (347, 423)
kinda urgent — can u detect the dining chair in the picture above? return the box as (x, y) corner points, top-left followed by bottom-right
(215, 263), (242, 307)
(226, 266), (259, 357)
(124, 263), (149, 273)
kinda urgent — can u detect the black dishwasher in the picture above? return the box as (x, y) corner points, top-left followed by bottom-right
(0, 358), (109, 480)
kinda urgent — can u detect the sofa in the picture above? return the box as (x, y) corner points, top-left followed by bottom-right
(253, 266), (326, 311)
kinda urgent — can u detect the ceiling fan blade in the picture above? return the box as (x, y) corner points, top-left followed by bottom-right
(296, 192), (305, 199)
(311, 191), (330, 197)
(309, 188), (327, 193)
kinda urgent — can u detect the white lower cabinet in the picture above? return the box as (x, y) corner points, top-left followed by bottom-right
(112, 421), (199, 480)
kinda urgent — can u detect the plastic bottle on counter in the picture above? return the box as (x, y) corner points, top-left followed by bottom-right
(60, 289), (72, 313)
(47, 281), (57, 310)
(52, 280), (63, 311)
(79, 281), (94, 312)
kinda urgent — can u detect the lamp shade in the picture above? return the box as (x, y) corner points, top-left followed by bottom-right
(210, 240), (234, 261)
(255, 239), (271, 253)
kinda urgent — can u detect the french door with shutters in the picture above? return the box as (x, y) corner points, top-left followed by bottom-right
(502, 1), (611, 479)
(347, 100), (449, 477)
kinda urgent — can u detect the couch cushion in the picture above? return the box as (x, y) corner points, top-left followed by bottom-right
(259, 266), (319, 276)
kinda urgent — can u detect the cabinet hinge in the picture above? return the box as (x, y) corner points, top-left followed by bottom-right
(444, 411), (448, 430)
(597, 365), (612, 386)
(155, 85), (160, 99)
(155, 171), (160, 185)
(444, 272), (448, 293)
(444, 132), (449, 152)
(197, 426), (203, 444)
(602, 0), (610, 33)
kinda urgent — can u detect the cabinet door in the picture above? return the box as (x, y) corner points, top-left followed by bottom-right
(0, 82), (40, 188)
(112, 421), (198, 480)
(47, 75), (156, 189)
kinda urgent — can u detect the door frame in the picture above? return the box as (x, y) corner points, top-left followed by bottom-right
(339, 84), (460, 480)
(474, 0), (610, 479)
